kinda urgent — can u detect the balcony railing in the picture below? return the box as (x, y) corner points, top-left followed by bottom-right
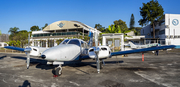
(32, 31), (82, 37)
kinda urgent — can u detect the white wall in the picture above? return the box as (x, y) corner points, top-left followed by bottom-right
(0, 42), (8, 47)
(165, 14), (180, 45)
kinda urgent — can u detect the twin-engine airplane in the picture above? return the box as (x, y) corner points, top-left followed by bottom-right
(128, 40), (161, 49)
(4, 31), (176, 76)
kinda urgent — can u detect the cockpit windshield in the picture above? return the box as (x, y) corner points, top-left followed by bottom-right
(61, 39), (70, 44)
(68, 39), (80, 46)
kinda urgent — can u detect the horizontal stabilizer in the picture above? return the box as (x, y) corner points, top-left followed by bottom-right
(111, 45), (176, 56)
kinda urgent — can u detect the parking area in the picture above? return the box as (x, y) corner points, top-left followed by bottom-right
(0, 50), (180, 87)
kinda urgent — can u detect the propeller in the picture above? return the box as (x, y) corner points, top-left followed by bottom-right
(24, 33), (31, 69)
(94, 29), (100, 73)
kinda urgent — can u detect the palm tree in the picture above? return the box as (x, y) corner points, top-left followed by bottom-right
(8, 27), (19, 35)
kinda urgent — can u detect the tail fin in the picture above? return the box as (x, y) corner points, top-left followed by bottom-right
(88, 29), (93, 47)
(128, 41), (137, 48)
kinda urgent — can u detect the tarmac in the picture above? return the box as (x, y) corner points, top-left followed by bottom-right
(0, 50), (180, 87)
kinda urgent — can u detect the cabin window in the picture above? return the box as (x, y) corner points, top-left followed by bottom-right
(61, 39), (69, 44)
(81, 41), (87, 48)
(68, 39), (80, 46)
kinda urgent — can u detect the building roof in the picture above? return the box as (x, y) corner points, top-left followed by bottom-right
(43, 20), (101, 33)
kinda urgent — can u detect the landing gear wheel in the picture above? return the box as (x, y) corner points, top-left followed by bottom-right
(55, 67), (62, 76)
(100, 62), (103, 69)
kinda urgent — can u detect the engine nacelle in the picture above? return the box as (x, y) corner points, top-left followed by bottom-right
(88, 46), (111, 59)
(30, 46), (48, 56)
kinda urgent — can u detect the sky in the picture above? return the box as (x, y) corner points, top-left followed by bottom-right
(1, 0), (180, 34)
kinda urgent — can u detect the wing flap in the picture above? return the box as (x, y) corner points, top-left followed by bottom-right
(111, 45), (176, 56)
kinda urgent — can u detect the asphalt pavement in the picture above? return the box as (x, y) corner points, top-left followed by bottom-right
(0, 50), (180, 87)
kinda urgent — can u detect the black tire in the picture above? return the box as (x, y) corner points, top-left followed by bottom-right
(55, 67), (62, 76)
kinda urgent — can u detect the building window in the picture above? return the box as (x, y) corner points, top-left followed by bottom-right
(32, 32), (80, 38)
(166, 35), (168, 38)
(174, 36), (178, 38)
(159, 30), (165, 35)
(170, 35), (173, 38)
(48, 40), (54, 47)
(0, 44), (2, 46)
(40, 40), (46, 47)
(34, 40), (38, 46)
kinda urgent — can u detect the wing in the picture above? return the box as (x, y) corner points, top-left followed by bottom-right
(4, 46), (30, 52)
(111, 45), (176, 56)
(4, 46), (31, 69)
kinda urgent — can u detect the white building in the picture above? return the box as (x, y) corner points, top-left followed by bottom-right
(141, 14), (180, 45)
(30, 20), (101, 48)
(0, 34), (9, 48)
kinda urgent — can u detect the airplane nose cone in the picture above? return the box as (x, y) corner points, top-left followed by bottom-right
(41, 55), (46, 59)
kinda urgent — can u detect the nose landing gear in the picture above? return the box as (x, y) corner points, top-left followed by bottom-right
(53, 64), (62, 77)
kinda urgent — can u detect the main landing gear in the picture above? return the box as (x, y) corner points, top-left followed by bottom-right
(54, 64), (62, 77)
(99, 60), (105, 69)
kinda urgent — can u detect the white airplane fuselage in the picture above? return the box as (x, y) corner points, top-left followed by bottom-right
(129, 41), (160, 49)
(41, 39), (88, 62)
(42, 44), (81, 61)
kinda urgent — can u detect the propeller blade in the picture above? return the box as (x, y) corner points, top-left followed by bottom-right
(94, 29), (100, 73)
(27, 52), (30, 69)
(25, 34), (31, 69)
(95, 47), (100, 73)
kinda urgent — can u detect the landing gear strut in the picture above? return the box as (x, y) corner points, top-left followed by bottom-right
(100, 61), (103, 69)
(55, 64), (62, 76)
(98, 60), (105, 69)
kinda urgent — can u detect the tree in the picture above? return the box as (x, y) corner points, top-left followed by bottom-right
(10, 30), (29, 48)
(113, 19), (131, 35)
(129, 14), (135, 30)
(8, 27), (20, 40)
(8, 27), (19, 35)
(30, 25), (41, 31)
(16, 30), (29, 48)
(134, 27), (142, 36)
(106, 19), (131, 40)
(7, 27), (29, 47)
(42, 23), (48, 30)
(106, 25), (121, 33)
(138, 0), (164, 39)
(94, 24), (105, 32)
